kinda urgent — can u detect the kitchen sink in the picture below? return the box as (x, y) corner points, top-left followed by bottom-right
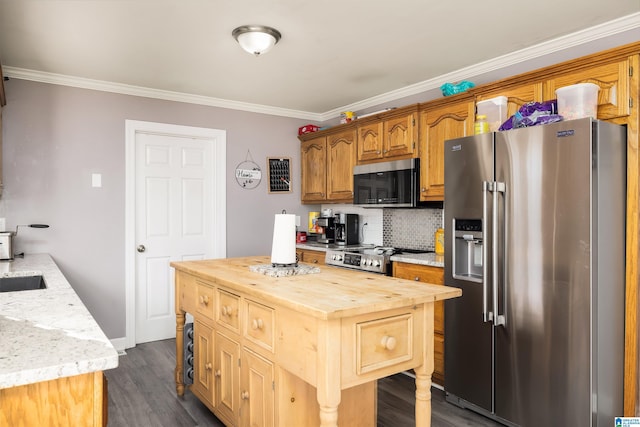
(0, 275), (46, 292)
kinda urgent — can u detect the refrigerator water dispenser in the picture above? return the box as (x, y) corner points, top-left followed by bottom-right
(452, 219), (483, 281)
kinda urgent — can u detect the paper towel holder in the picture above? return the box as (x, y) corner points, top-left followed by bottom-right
(271, 210), (299, 268)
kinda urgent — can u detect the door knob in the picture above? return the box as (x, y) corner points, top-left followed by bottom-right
(137, 245), (146, 253)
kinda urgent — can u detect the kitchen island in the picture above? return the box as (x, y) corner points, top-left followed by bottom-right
(0, 254), (118, 426)
(172, 256), (461, 427)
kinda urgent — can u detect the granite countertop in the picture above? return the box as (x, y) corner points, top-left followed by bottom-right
(297, 243), (445, 268)
(390, 252), (444, 268)
(0, 254), (118, 389)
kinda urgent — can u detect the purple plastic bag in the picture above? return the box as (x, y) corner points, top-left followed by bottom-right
(499, 100), (563, 131)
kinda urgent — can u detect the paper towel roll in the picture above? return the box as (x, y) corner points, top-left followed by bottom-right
(271, 213), (297, 266)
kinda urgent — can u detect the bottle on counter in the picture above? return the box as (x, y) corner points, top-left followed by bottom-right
(435, 228), (445, 255)
(474, 114), (489, 135)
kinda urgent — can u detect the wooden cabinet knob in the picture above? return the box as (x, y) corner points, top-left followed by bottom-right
(414, 276), (420, 281)
(221, 305), (232, 316)
(199, 295), (210, 305)
(252, 318), (264, 330)
(312, 259), (318, 263)
(214, 369), (221, 377)
(381, 335), (397, 351)
(241, 391), (249, 400)
(421, 188), (426, 192)
(205, 362), (212, 371)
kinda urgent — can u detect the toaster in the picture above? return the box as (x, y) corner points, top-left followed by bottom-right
(0, 232), (14, 260)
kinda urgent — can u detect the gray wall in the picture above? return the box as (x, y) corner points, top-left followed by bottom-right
(0, 79), (319, 339)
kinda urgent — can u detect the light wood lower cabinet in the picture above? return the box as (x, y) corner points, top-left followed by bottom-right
(393, 262), (445, 385)
(0, 371), (108, 427)
(297, 248), (326, 265)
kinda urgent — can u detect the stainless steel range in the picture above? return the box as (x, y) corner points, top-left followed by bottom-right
(325, 247), (430, 275)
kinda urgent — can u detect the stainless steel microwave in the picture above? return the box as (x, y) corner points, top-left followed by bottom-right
(353, 158), (419, 207)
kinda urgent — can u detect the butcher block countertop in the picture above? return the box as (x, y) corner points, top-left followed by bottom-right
(170, 256), (461, 321)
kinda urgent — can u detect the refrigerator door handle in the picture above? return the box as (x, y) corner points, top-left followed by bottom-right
(482, 181), (492, 323)
(493, 181), (506, 327)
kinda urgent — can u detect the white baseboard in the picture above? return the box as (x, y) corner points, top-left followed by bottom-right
(110, 337), (128, 352)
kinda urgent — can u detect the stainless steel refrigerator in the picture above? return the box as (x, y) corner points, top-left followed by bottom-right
(443, 118), (625, 426)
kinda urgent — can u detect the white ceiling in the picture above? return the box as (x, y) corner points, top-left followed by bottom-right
(0, 1), (638, 120)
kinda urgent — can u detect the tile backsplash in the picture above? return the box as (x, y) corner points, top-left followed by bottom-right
(320, 204), (443, 250)
(383, 208), (443, 250)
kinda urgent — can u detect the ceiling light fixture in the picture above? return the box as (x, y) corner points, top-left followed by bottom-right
(232, 25), (282, 56)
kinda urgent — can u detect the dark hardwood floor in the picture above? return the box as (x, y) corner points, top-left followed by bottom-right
(105, 339), (503, 427)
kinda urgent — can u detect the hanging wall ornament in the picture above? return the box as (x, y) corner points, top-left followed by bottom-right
(235, 150), (262, 189)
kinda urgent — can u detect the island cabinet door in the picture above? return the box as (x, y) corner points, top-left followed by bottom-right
(239, 349), (275, 427)
(215, 331), (240, 426)
(193, 320), (215, 409)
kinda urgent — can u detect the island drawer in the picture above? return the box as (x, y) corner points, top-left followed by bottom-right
(243, 299), (275, 353)
(216, 288), (240, 333)
(356, 313), (414, 375)
(196, 280), (215, 321)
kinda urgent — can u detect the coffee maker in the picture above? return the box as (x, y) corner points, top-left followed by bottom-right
(316, 215), (335, 244)
(335, 213), (359, 246)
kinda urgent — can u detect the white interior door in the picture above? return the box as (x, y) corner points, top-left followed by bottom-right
(126, 120), (226, 347)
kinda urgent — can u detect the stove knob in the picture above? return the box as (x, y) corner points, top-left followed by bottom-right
(372, 260), (380, 267)
(367, 259), (373, 266)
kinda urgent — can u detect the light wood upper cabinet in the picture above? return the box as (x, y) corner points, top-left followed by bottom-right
(356, 106), (417, 163)
(327, 129), (357, 201)
(356, 121), (384, 162)
(384, 111), (417, 158)
(418, 97), (475, 202)
(544, 56), (633, 119)
(476, 81), (544, 119)
(300, 136), (327, 202)
(300, 128), (356, 204)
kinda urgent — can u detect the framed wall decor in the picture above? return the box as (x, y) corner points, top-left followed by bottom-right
(267, 157), (292, 193)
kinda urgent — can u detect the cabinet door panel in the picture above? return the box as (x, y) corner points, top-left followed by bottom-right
(357, 122), (384, 162)
(476, 82), (544, 119)
(327, 129), (356, 201)
(544, 57), (632, 119)
(384, 112), (417, 158)
(300, 138), (327, 202)
(419, 100), (474, 201)
(193, 321), (215, 407)
(240, 350), (274, 427)
(215, 332), (240, 424)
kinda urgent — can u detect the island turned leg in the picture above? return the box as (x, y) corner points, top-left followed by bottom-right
(175, 309), (186, 396)
(317, 319), (341, 427)
(415, 302), (435, 427)
(414, 365), (433, 427)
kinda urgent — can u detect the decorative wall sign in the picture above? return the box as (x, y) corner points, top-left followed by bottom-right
(235, 150), (262, 189)
(267, 157), (292, 193)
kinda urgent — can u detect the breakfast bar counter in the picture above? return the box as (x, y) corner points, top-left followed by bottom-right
(171, 256), (461, 427)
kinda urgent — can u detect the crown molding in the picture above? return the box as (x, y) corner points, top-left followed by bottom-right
(2, 66), (324, 121)
(3, 12), (638, 123)
(321, 12), (640, 121)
